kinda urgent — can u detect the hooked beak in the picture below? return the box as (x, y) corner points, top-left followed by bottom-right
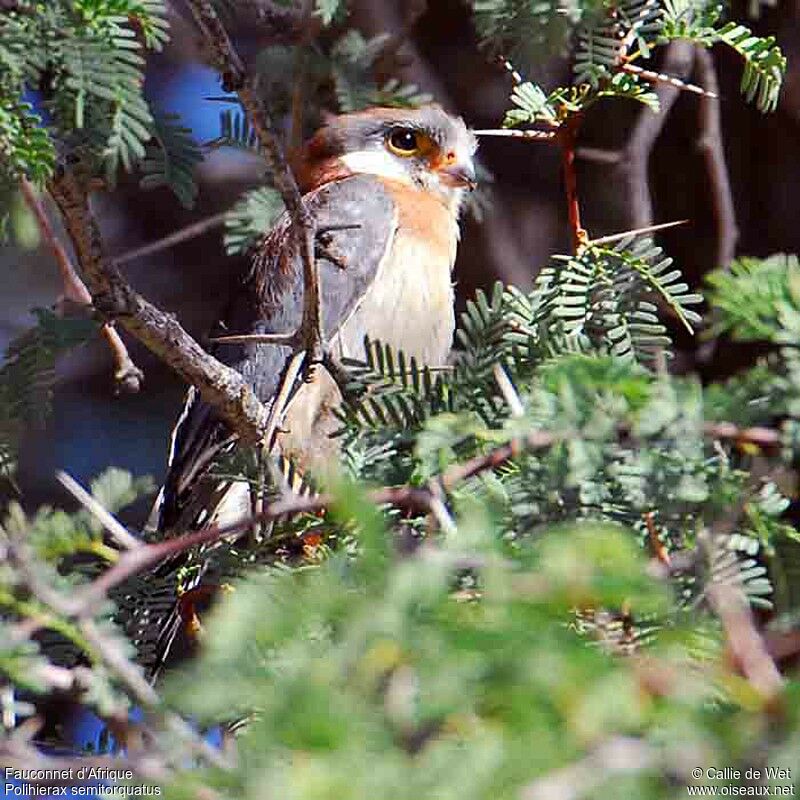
(439, 161), (477, 191)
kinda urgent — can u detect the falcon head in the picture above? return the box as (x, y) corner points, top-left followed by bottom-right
(296, 105), (478, 213)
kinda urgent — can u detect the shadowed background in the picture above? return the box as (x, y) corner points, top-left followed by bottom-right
(2, 0), (798, 510)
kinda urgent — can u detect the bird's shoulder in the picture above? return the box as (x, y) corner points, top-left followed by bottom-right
(249, 174), (399, 310)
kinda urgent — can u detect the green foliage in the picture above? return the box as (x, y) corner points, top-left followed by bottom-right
(123, 250), (800, 793)
(0, 468), (152, 703)
(502, 81), (561, 127)
(706, 253), (800, 342)
(0, 309), (97, 482)
(0, 101), (55, 185)
(329, 31), (432, 112)
(711, 21), (786, 112)
(140, 113), (203, 209)
(315, 0), (345, 26)
(532, 235), (702, 362)
(224, 186), (285, 255)
(469, 0), (578, 65)
(474, 1), (785, 117)
(0, 0), (171, 237)
(164, 517), (682, 797)
(5, 466), (151, 565)
(660, 0), (722, 42)
(1, 3), (800, 797)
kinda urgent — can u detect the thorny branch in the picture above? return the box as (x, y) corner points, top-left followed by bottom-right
(235, 0), (312, 44)
(19, 177), (144, 394)
(15, 418), (781, 621)
(694, 47), (739, 270)
(621, 40), (696, 229)
(2, 394), (787, 781)
(184, 0), (322, 370)
(111, 211), (229, 268)
(557, 114), (586, 252)
(47, 168), (269, 444)
(708, 581), (784, 704)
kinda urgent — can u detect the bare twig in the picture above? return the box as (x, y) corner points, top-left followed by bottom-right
(587, 219), (689, 247)
(263, 350), (306, 448)
(621, 62), (717, 98)
(111, 212), (229, 267)
(19, 177), (91, 306)
(56, 470), (142, 551)
(557, 114), (587, 251)
(473, 128), (557, 142)
(70, 485), (442, 611)
(19, 177), (144, 393)
(644, 511), (672, 568)
(522, 737), (657, 800)
(16, 418), (781, 624)
(620, 40), (696, 228)
(208, 332), (298, 346)
(438, 430), (557, 491)
(694, 47), (738, 270)
(576, 146), (623, 165)
(493, 363), (524, 418)
(707, 581), (784, 703)
(80, 618), (159, 707)
(104, 325), (145, 394)
(70, 493), (331, 610)
(48, 169), (269, 443)
(703, 421), (780, 450)
(287, 0), (313, 153)
(497, 55), (525, 87)
(184, 0), (322, 371)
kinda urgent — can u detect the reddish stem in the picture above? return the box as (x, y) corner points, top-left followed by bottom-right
(558, 114), (586, 252)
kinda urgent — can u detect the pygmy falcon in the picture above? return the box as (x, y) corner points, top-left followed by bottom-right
(151, 104), (478, 533)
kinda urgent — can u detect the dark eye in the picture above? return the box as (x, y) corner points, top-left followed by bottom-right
(387, 128), (420, 156)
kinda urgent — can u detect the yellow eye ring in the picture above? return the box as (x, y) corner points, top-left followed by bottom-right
(387, 128), (421, 157)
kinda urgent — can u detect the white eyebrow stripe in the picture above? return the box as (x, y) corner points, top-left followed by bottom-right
(339, 150), (415, 185)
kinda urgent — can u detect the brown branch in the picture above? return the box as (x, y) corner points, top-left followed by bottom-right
(620, 40), (696, 228)
(235, 0), (311, 44)
(703, 421), (780, 450)
(621, 62), (717, 99)
(707, 582), (784, 704)
(522, 737), (657, 800)
(184, 0), (322, 369)
(587, 219), (689, 246)
(557, 114), (587, 252)
(103, 325), (145, 394)
(27, 418), (782, 620)
(70, 486), (435, 611)
(644, 511), (672, 568)
(19, 176), (91, 306)
(48, 168), (269, 444)
(287, 0), (313, 153)
(19, 177), (144, 394)
(694, 47), (738, 270)
(438, 430), (557, 491)
(56, 470), (141, 551)
(111, 212), (229, 267)
(473, 128), (557, 142)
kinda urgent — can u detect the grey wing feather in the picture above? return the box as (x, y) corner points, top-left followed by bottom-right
(153, 175), (397, 531)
